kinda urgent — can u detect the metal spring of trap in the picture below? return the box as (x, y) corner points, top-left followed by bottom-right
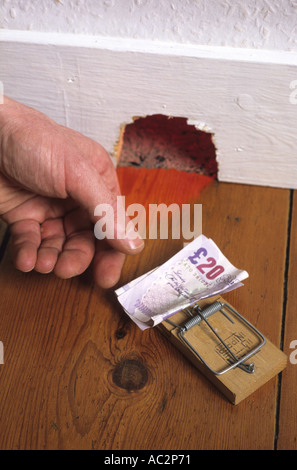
(167, 301), (266, 376)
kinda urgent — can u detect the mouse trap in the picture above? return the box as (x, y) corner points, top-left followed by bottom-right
(158, 295), (287, 405)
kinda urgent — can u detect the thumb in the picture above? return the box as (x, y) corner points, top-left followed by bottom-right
(66, 161), (145, 254)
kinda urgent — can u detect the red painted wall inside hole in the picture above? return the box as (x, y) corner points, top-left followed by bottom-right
(118, 114), (218, 177)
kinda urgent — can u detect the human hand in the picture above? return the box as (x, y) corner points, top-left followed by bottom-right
(0, 96), (144, 288)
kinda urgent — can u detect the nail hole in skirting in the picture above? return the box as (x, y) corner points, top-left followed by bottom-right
(116, 114), (217, 177)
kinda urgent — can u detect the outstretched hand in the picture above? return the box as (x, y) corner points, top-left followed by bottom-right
(0, 96), (144, 288)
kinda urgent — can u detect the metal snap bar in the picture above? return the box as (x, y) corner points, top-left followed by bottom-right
(167, 301), (266, 376)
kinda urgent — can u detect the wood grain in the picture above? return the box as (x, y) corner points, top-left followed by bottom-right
(0, 168), (291, 449)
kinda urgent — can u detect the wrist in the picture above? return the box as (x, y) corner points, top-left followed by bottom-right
(0, 96), (23, 151)
(0, 97), (43, 172)
(0, 95), (20, 123)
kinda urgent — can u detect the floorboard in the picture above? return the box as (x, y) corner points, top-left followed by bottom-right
(276, 190), (297, 450)
(0, 169), (291, 450)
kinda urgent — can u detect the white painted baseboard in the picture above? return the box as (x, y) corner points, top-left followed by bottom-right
(1, 29), (297, 188)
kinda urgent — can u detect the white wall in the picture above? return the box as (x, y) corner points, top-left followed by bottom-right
(1, 0), (297, 52)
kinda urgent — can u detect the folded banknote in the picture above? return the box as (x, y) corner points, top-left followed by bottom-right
(115, 235), (248, 330)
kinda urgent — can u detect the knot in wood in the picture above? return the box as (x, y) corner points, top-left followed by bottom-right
(112, 358), (148, 391)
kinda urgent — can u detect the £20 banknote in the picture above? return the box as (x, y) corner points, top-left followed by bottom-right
(115, 235), (248, 330)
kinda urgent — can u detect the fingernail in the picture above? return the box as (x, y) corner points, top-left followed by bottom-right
(125, 226), (145, 251)
(127, 236), (145, 251)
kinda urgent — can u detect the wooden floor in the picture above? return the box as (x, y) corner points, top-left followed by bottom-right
(0, 167), (296, 450)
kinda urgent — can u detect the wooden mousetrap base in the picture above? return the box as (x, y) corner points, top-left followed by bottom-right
(159, 295), (287, 405)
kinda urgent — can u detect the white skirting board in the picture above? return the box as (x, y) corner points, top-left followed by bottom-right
(1, 30), (297, 189)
